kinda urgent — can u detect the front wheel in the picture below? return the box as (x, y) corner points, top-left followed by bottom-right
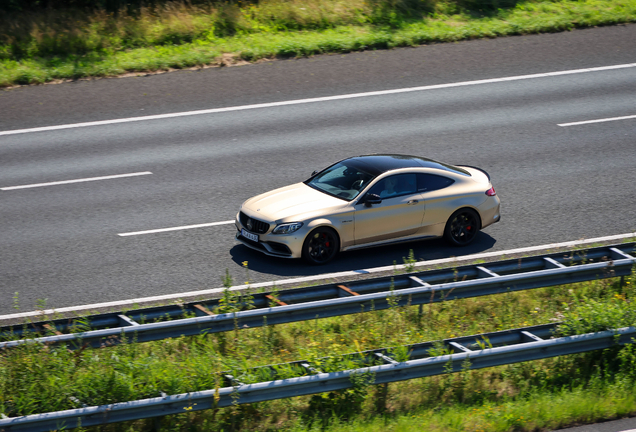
(444, 208), (480, 246)
(302, 227), (340, 265)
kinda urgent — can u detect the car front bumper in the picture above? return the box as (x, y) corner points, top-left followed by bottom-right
(235, 213), (306, 259)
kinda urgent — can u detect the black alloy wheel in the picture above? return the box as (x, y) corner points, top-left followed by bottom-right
(444, 209), (480, 246)
(302, 227), (339, 265)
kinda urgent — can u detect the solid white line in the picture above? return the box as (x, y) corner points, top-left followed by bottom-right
(0, 171), (153, 191)
(558, 114), (636, 127)
(1, 63), (635, 137)
(118, 220), (234, 236)
(2, 231), (635, 321)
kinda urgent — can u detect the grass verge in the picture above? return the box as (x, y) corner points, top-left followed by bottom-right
(1, 0), (636, 87)
(1, 264), (635, 431)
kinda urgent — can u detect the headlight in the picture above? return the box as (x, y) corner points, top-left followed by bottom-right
(272, 222), (303, 235)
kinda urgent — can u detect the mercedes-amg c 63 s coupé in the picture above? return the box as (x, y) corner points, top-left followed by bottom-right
(235, 154), (500, 265)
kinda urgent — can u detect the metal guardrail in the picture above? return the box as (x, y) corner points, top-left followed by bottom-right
(1, 323), (635, 431)
(1, 243), (634, 350)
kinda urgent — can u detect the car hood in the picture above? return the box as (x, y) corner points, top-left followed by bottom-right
(242, 183), (347, 222)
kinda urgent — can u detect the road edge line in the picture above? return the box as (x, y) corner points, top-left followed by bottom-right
(2, 231), (635, 321)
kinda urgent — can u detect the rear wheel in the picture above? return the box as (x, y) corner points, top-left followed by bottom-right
(302, 227), (339, 265)
(444, 208), (480, 246)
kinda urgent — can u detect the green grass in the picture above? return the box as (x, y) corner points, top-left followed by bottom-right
(314, 385), (636, 432)
(1, 0), (636, 87)
(1, 268), (635, 431)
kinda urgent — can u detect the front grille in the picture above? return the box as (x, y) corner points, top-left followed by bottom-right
(239, 212), (270, 234)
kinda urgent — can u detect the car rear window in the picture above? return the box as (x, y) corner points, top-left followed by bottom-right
(417, 173), (455, 192)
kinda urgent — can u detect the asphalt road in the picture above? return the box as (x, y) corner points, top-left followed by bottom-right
(556, 419), (636, 432)
(1, 24), (635, 316)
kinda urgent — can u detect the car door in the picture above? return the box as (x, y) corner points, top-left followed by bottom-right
(353, 173), (425, 245)
(416, 173), (459, 235)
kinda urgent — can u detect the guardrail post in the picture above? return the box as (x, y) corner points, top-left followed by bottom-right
(374, 352), (399, 365)
(153, 415), (162, 432)
(476, 266), (499, 278)
(43, 324), (62, 335)
(265, 295), (287, 306)
(409, 276), (430, 318)
(193, 304), (215, 316)
(117, 315), (140, 327)
(449, 341), (471, 353)
(520, 331), (543, 342)
(543, 257), (566, 269)
(338, 285), (360, 296)
(301, 362), (321, 374)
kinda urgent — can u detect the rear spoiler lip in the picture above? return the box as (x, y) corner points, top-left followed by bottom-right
(456, 165), (491, 181)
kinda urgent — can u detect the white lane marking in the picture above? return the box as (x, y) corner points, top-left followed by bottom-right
(118, 220), (234, 236)
(558, 114), (636, 127)
(0, 171), (153, 191)
(2, 231), (635, 321)
(1, 63), (635, 137)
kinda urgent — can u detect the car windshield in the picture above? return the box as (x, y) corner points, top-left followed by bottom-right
(305, 162), (375, 201)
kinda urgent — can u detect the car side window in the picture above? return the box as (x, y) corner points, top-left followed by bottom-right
(368, 173), (417, 199)
(417, 173), (455, 192)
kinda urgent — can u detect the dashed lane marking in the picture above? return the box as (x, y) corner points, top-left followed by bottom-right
(1, 172), (152, 191)
(118, 220), (234, 236)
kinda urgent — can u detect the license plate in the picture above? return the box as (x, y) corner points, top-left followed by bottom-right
(241, 228), (258, 242)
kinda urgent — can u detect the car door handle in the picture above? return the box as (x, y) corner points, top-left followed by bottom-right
(407, 200), (419, 205)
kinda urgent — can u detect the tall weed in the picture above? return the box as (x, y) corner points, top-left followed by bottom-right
(2, 0), (636, 85)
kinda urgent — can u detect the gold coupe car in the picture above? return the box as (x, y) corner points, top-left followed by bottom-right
(235, 154), (500, 264)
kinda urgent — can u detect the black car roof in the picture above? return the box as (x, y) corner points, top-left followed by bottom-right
(343, 154), (470, 176)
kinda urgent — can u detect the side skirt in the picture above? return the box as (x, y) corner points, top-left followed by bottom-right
(342, 235), (438, 252)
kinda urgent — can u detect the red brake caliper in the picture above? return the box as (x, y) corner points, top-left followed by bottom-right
(323, 233), (330, 247)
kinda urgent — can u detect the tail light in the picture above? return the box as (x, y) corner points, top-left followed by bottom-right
(485, 187), (496, 196)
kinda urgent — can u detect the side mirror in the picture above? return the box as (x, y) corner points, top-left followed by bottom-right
(363, 193), (382, 207)
(311, 170), (318, 177)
